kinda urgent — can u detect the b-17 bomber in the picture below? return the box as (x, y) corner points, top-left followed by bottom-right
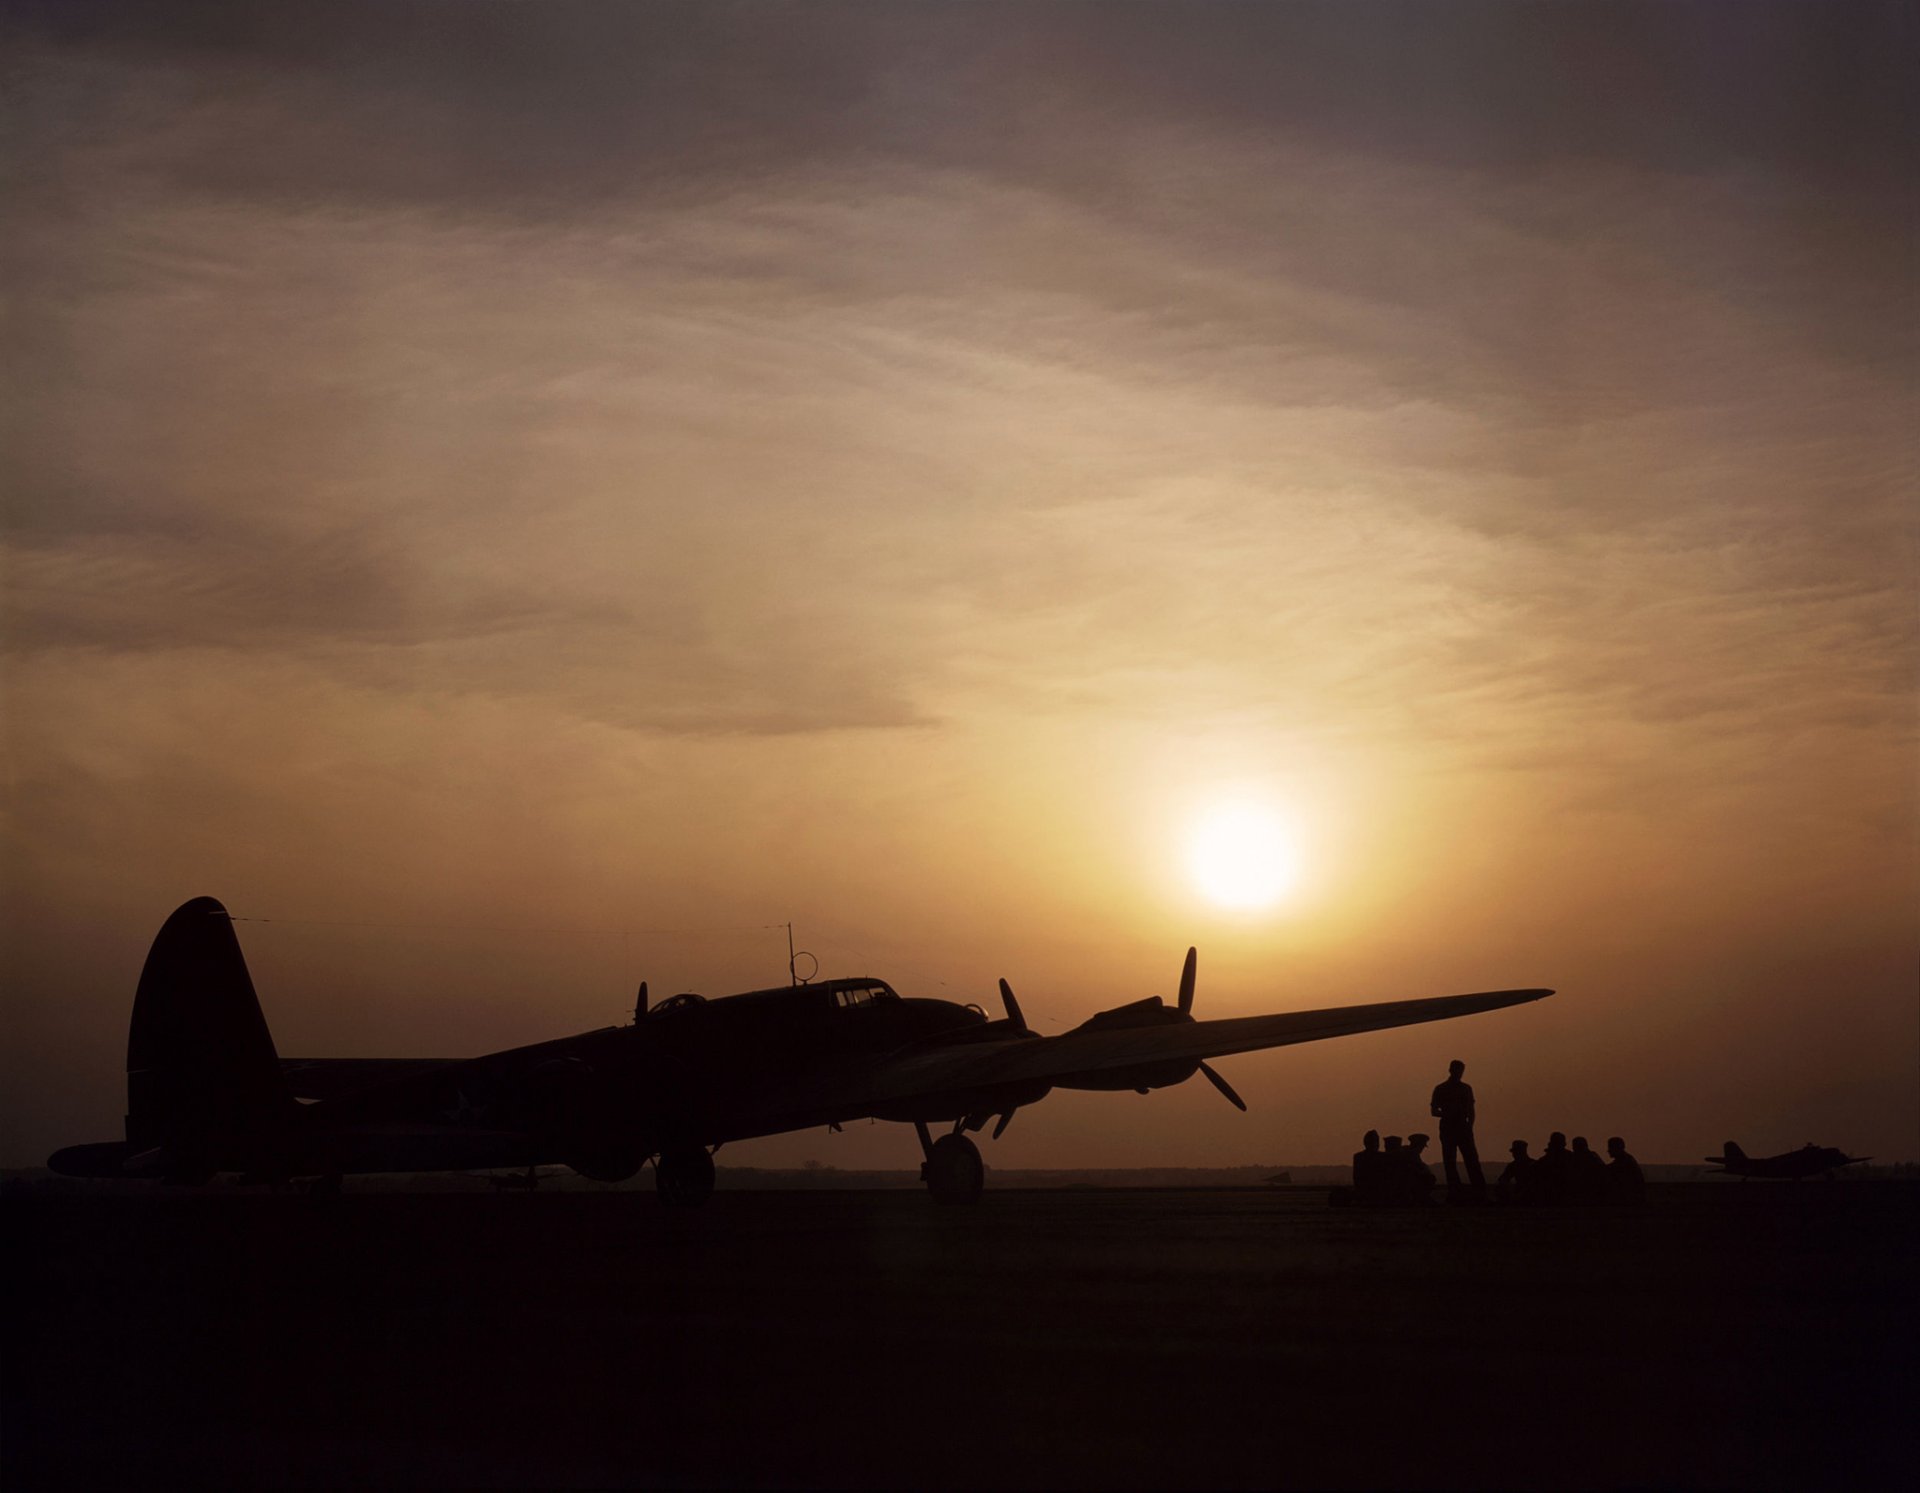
(51, 897), (1553, 1204)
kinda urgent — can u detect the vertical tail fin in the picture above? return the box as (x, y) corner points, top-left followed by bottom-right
(126, 897), (291, 1165)
(1722, 1141), (1746, 1161)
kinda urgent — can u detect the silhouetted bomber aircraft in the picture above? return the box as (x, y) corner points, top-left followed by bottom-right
(50, 897), (1554, 1204)
(1705, 1141), (1869, 1180)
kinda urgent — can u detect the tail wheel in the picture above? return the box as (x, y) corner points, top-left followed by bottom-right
(655, 1145), (715, 1207)
(924, 1134), (984, 1205)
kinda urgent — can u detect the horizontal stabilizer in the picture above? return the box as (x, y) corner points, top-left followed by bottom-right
(48, 1141), (136, 1178)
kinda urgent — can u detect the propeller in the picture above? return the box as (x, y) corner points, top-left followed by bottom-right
(981, 980), (1039, 1140)
(634, 980), (648, 1022)
(997, 978), (1030, 1032)
(1198, 1062), (1246, 1111)
(1176, 948), (1247, 1111)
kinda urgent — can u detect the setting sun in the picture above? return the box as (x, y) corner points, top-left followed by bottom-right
(1185, 798), (1304, 912)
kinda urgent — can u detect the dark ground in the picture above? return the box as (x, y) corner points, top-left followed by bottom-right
(5, 1182), (1914, 1489)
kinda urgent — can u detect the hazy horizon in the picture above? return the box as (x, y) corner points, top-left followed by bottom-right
(4, 2), (1914, 1171)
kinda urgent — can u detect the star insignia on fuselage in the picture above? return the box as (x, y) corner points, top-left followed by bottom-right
(440, 1087), (486, 1127)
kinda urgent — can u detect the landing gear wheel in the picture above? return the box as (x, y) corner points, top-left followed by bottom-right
(924, 1134), (984, 1205)
(655, 1146), (715, 1207)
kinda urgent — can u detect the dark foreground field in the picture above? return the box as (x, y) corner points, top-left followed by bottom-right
(5, 1182), (1914, 1489)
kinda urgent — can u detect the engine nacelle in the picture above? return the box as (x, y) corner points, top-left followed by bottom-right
(1053, 1058), (1200, 1093)
(1052, 995), (1200, 1090)
(871, 1078), (1054, 1125)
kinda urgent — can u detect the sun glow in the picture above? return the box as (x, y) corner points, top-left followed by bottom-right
(1185, 797), (1304, 912)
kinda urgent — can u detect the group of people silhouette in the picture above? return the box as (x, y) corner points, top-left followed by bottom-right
(1335, 1060), (1646, 1207)
(1344, 1128), (1442, 1206)
(1494, 1132), (1644, 1206)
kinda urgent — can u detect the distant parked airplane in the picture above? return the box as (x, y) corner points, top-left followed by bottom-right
(50, 896), (1553, 1205)
(1705, 1141), (1869, 1180)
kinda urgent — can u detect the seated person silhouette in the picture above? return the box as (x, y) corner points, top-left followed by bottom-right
(1400, 1133), (1438, 1205)
(1570, 1136), (1608, 1204)
(1352, 1129), (1384, 1203)
(1373, 1135), (1407, 1204)
(1534, 1131), (1573, 1205)
(1605, 1136), (1645, 1204)
(1495, 1139), (1534, 1204)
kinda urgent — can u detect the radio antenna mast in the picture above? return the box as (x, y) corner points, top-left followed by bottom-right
(785, 922), (817, 986)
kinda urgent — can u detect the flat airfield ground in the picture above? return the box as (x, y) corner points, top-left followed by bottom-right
(5, 1182), (1914, 1489)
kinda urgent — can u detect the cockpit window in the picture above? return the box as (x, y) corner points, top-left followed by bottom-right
(833, 983), (895, 1008)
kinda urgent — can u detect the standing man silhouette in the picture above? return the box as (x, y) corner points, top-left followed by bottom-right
(1430, 1059), (1485, 1200)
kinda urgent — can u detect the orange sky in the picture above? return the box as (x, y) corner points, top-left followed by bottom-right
(3, 2), (1914, 1169)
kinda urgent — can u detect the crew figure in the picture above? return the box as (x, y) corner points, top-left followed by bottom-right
(1570, 1136), (1607, 1203)
(1380, 1135), (1407, 1202)
(1352, 1129), (1384, 1203)
(1535, 1131), (1573, 1205)
(1605, 1136), (1645, 1205)
(1430, 1059), (1486, 1200)
(1495, 1139), (1534, 1204)
(1402, 1133), (1438, 1204)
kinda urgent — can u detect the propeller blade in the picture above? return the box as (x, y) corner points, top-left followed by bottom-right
(998, 978), (1027, 1031)
(1199, 1061), (1247, 1112)
(991, 1110), (1017, 1140)
(635, 980), (648, 1020)
(1177, 947), (1197, 1015)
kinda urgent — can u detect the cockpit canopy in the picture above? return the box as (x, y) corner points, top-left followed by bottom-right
(643, 977), (902, 1021)
(823, 980), (898, 1008)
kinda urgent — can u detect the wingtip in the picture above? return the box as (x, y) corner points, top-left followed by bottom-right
(1480, 987), (1554, 1010)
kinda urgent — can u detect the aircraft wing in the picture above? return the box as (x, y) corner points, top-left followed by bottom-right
(755, 986), (1552, 1121)
(280, 1058), (461, 1101)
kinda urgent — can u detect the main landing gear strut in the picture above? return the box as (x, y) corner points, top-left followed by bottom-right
(916, 1120), (984, 1205)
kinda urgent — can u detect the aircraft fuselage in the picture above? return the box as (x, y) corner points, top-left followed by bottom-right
(280, 981), (1019, 1180)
